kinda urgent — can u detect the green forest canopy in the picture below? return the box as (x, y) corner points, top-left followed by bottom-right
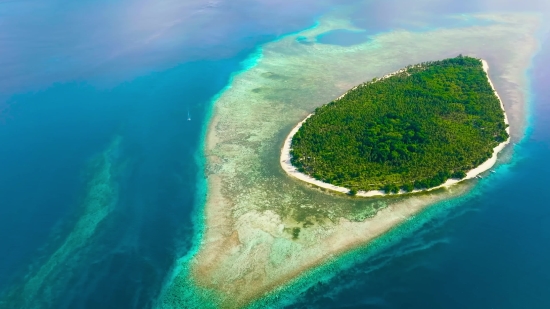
(290, 56), (508, 194)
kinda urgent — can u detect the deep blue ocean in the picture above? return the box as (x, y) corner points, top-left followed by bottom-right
(1, 1), (549, 308)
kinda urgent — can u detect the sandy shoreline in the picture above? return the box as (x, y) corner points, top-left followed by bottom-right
(280, 59), (511, 197)
(157, 13), (539, 309)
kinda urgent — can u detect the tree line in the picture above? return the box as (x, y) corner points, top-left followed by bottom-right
(290, 56), (508, 194)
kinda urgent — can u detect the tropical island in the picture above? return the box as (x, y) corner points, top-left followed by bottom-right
(156, 13), (539, 308)
(283, 56), (509, 195)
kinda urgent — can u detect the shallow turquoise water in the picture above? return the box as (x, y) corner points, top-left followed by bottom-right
(0, 59), (244, 307)
(1, 1), (549, 308)
(0, 0), (334, 307)
(280, 36), (550, 309)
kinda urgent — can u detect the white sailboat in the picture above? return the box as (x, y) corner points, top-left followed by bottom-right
(187, 110), (191, 121)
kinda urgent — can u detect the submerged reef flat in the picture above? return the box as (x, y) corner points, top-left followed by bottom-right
(0, 137), (122, 309)
(158, 13), (540, 309)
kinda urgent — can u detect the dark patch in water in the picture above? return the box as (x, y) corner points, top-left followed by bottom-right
(316, 29), (371, 46)
(262, 72), (287, 80)
(296, 36), (315, 45)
